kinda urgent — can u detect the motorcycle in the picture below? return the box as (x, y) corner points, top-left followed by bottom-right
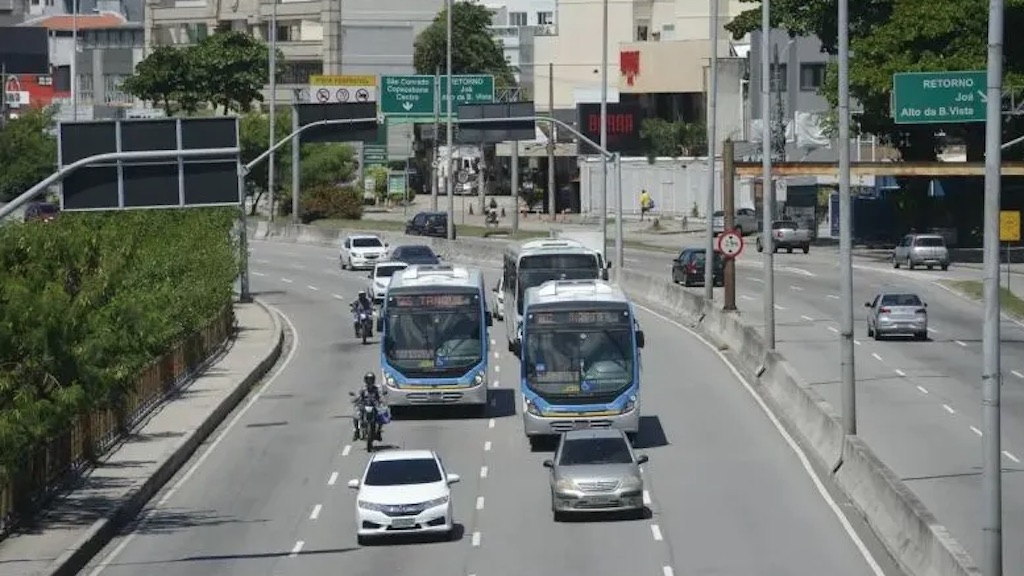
(485, 208), (499, 228)
(349, 392), (390, 451)
(351, 304), (373, 344)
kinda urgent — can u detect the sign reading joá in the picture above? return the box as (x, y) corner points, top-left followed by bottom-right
(892, 71), (986, 124)
(576, 102), (643, 154)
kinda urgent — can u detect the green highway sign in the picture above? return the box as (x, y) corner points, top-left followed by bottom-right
(388, 172), (407, 197)
(892, 71), (987, 124)
(380, 74), (495, 117)
(363, 144), (387, 167)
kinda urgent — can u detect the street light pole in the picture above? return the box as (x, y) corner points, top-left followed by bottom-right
(268, 0), (278, 221)
(599, 0), (609, 255)
(760, 0), (775, 349)
(704, 0), (719, 299)
(71, 0), (79, 121)
(838, 0), (857, 436)
(445, 0), (455, 240)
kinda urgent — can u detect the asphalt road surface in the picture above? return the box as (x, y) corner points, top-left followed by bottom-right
(81, 239), (902, 576)
(630, 235), (1024, 571)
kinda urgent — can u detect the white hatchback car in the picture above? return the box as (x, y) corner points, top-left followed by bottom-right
(341, 235), (388, 271)
(348, 449), (460, 544)
(368, 261), (408, 303)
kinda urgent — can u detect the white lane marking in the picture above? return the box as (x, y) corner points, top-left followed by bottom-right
(634, 304), (886, 576)
(254, 258), (270, 264)
(927, 327), (938, 333)
(954, 340), (967, 347)
(328, 472), (339, 485)
(643, 490), (652, 505)
(490, 338), (496, 346)
(916, 385), (929, 394)
(310, 504), (322, 520)
(1014, 370), (1024, 379)
(488, 418), (495, 429)
(663, 568), (675, 576)
(740, 294), (755, 301)
(827, 294), (840, 300)
(651, 524), (663, 541)
(293, 264), (306, 269)
(493, 351), (500, 359)
(782, 267), (815, 277)
(871, 353), (883, 362)
(801, 315), (814, 321)
(252, 271), (266, 277)
(85, 305), (300, 576)
(281, 277), (293, 283)
(492, 380), (500, 388)
(307, 285), (319, 291)
(471, 531), (481, 547)
(751, 277), (764, 283)
(774, 304), (785, 311)
(1004, 451), (1021, 463)
(894, 369), (906, 377)
(494, 365), (501, 373)
(854, 340), (862, 346)
(480, 466), (489, 478)
(476, 496), (485, 510)
(289, 540), (304, 558)
(484, 441), (492, 451)
(943, 404), (956, 414)
(333, 293), (344, 300)
(827, 326), (839, 334)
(342, 444), (352, 457)
(791, 286), (804, 291)
(970, 426), (983, 436)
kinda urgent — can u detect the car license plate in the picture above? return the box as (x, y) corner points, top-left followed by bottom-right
(427, 391), (443, 401)
(392, 517), (416, 528)
(586, 496), (614, 505)
(573, 420), (590, 430)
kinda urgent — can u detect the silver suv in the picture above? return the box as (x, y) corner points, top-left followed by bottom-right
(892, 234), (950, 271)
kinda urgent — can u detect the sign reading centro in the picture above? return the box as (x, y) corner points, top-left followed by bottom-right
(380, 74), (495, 117)
(306, 74), (377, 104)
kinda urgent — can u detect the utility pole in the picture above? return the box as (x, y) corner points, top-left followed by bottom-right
(71, 0), (79, 121)
(432, 66), (440, 211)
(838, 0), (857, 436)
(268, 0), (278, 221)
(771, 45), (787, 162)
(599, 0), (609, 253)
(547, 62), (556, 220)
(445, 0), (455, 240)
(704, 0), (719, 299)
(760, 1), (776, 349)
(511, 136), (520, 235)
(982, 0), (1005, 572)
(723, 139), (737, 311)
(291, 100), (300, 223)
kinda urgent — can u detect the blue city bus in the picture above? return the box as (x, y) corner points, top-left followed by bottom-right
(378, 264), (492, 411)
(519, 279), (645, 447)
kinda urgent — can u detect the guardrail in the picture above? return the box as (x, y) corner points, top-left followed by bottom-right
(0, 304), (235, 538)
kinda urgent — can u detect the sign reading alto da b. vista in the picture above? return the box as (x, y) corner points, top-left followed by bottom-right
(891, 71), (987, 124)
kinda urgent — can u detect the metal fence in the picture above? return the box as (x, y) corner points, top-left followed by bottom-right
(0, 304), (236, 537)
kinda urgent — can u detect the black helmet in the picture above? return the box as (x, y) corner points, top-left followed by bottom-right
(363, 372), (376, 386)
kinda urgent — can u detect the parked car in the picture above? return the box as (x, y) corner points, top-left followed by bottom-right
(406, 211), (454, 239)
(756, 220), (811, 254)
(892, 233), (950, 270)
(543, 429), (649, 521)
(671, 248), (724, 287)
(865, 291), (929, 340)
(367, 261), (408, 303)
(711, 208), (758, 236)
(340, 234), (389, 271)
(390, 244), (441, 265)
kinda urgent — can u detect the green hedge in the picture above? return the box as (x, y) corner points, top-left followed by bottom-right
(0, 208), (239, 472)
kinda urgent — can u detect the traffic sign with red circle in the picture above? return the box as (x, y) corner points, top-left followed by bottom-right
(716, 229), (744, 258)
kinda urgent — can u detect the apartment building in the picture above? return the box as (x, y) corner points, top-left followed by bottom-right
(485, 0), (554, 99)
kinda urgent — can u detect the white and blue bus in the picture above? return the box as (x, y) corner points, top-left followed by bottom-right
(377, 264), (492, 409)
(502, 238), (607, 355)
(519, 279), (645, 446)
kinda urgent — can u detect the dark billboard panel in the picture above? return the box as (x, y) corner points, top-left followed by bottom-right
(576, 103), (644, 155)
(0, 27), (49, 74)
(296, 102), (379, 143)
(455, 102), (536, 144)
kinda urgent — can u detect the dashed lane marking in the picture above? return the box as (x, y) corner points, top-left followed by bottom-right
(476, 496), (485, 510)
(791, 286), (804, 291)
(484, 441), (492, 451)
(310, 504), (322, 520)
(488, 418), (495, 429)
(970, 426), (983, 436)
(333, 293), (344, 300)
(289, 541), (304, 558)
(740, 294), (755, 301)
(307, 285), (319, 291)
(917, 385), (929, 395)
(663, 568), (675, 576)
(871, 353), (883, 362)
(471, 532), (481, 547)
(341, 445), (352, 457)
(328, 472), (338, 485)
(1014, 370), (1024, 379)
(281, 278), (293, 283)
(827, 326), (839, 334)
(643, 490), (652, 505)
(252, 271), (266, 276)
(480, 466), (488, 478)
(650, 524), (663, 541)
(954, 340), (967, 347)
(774, 304), (785, 311)
(827, 294), (840, 300)
(1004, 451), (1021, 463)
(894, 369), (905, 377)
(943, 404), (956, 414)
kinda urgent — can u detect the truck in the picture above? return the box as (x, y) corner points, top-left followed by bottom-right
(549, 230), (608, 276)
(756, 220), (812, 254)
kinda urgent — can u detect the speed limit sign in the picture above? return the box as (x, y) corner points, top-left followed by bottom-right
(716, 229), (745, 259)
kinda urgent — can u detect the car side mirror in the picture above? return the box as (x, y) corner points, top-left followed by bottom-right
(542, 459), (554, 468)
(864, 302), (872, 308)
(446, 473), (461, 484)
(485, 311), (493, 327)
(347, 479), (360, 489)
(348, 391), (355, 397)
(923, 302), (928, 308)
(636, 454), (649, 465)
(635, 330), (645, 348)
(385, 242), (390, 248)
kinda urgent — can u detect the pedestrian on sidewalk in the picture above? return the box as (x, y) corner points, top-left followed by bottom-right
(639, 189), (654, 221)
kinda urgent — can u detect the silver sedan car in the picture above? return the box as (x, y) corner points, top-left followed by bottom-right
(542, 429), (648, 521)
(865, 291), (928, 340)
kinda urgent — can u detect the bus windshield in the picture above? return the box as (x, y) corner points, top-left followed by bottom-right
(384, 293), (483, 378)
(523, 309), (634, 400)
(517, 254), (600, 313)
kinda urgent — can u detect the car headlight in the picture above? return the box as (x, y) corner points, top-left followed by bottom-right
(424, 495), (449, 507)
(619, 476), (643, 491)
(473, 372), (485, 386)
(622, 394), (637, 414)
(555, 478), (576, 492)
(385, 374), (396, 388)
(358, 500), (387, 511)
(525, 399), (541, 416)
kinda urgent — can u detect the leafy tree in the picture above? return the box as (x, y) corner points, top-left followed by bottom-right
(298, 184), (364, 223)
(239, 109), (293, 214)
(120, 46), (201, 115)
(191, 31), (272, 114)
(0, 109), (57, 202)
(413, 2), (517, 88)
(301, 143), (356, 189)
(639, 118), (707, 161)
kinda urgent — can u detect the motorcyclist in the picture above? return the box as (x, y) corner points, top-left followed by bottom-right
(486, 198), (499, 225)
(352, 372), (384, 441)
(351, 291), (373, 337)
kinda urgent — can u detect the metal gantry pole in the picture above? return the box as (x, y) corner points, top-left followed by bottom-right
(614, 153), (624, 269)
(838, 0), (857, 435)
(982, 0), (1005, 572)
(599, 0), (609, 254)
(445, 0), (455, 241)
(291, 99), (300, 223)
(760, 0), (775, 348)
(432, 66), (440, 211)
(704, 0), (719, 299)
(71, 0), (79, 121)
(268, 0), (278, 221)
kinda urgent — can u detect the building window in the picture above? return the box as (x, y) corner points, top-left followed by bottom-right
(509, 11), (527, 26)
(800, 63), (826, 91)
(279, 60), (321, 84)
(770, 63), (787, 92)
(537, 11), (553, 25)
(636, 25), (648, 41)
(104, 74), (131, 105)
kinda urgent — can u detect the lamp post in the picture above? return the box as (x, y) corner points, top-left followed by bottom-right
(445, 0), (455, 240)
(71, 0), (79, 121)
(268, 0), (278, 221)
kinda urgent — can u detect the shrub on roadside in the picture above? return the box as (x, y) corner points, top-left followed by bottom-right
(299, 184), (364, 223)
(0, 208), (239, 473)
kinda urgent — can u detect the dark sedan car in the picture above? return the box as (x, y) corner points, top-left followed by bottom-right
(405, 211), (455, 239)
(671, 248), (724, 287)
(390, 244), (441, 265)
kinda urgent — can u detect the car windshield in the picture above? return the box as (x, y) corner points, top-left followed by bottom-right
(915, 237), (945, 247)
(880, 294), (923, 307)
(384, 302), (483, 377)
(773, 221), (798, 229)
(524, 326), (633, 398)
(558, 438), (633, 466)
(400, 246), (434, 257)
(516, 254), (601, 313)
(363, 458), (442, 486)
(375, 265), (406, 278)
(353, 238), (383, 248)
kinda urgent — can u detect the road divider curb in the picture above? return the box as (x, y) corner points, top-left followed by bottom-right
(252, 220), (980, 576)
(42, 299), (285, 576)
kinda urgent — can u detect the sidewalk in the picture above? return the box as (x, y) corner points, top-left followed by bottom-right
(0, 301), (283, 576)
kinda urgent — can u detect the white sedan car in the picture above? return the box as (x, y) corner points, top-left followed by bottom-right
(368, 261), (408, 303)
(348, 449), (460, 544)
(341, 234), (389, 271)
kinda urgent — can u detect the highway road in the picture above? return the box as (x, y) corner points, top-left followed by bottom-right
(626, 234), (1024, 571)
(81, 238), (900, 576)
